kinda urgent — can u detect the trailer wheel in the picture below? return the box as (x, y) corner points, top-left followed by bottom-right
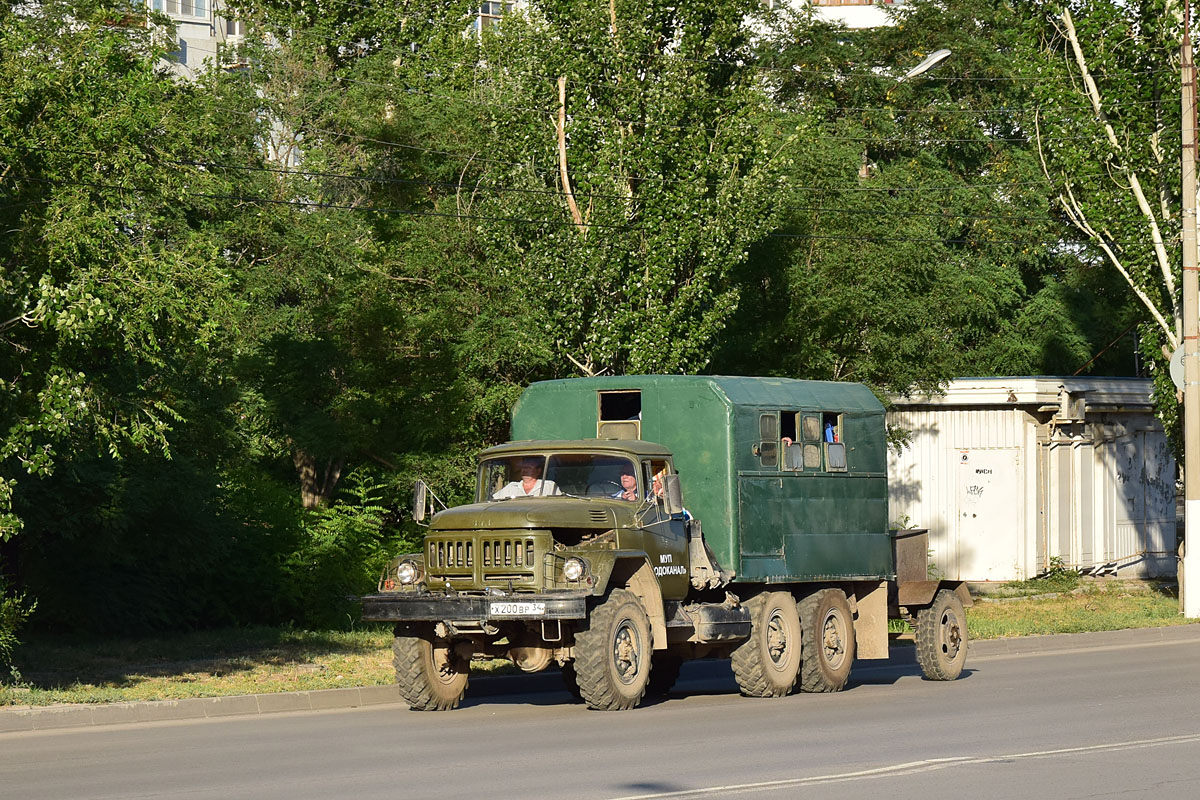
(916, 588), (968, 681)
(799, 589), (856, 693)
(393, 634), (470, 711)
(731, 591), (803, 697)
(573, 588), (652, 710)
(647, 653), (684, 698)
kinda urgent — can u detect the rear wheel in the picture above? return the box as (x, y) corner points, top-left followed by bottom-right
(573, 588), (652, 710)
(916, 588), (967, 681)
(393, 634), (470, 711)
(731, 591), (803, 697)
(799, 589), (855, 693)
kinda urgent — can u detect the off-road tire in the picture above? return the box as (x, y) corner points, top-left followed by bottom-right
(573, 588), (652, 710)
(560, 661), (583, 701)
(393, 634), (470, 711)
(647, 653), (684, 698)
(915, 588), (967, 681)
(798, 589), (856, 693)
(731, 591), (803, 697)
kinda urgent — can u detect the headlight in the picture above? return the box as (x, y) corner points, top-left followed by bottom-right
(562, 557), (587, 582)
(396, 560), (421, 585)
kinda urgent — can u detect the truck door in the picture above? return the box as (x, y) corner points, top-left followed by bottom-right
(641, 460), (690, 599)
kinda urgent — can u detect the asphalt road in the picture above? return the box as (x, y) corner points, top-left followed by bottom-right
(4, 632), (1200, 800)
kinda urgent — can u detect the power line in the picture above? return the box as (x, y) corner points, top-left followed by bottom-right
(0, 172), (635, 229)
(5, 137), (1102, 197)
(2, 171), (1097, 248)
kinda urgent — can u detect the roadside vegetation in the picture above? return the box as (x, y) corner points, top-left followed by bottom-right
(0, 0), (1188, 684)
(2, 580), (1191, 708)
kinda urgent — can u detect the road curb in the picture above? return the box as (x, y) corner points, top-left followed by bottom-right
(4, 624), (1199, 733)
(0, 684), (402, 734)
(966, 623), (1200, 658)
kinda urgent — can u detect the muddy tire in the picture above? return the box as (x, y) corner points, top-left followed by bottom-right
(731, 591), (803, 697)
(647, 653), (684, 698)
(573, 588), (652, 710)
(393, 634), (470, 711)
(916, 588), (967, 681)
(799, 589), (855, 693)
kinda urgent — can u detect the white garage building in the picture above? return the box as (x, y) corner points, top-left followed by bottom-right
(887, 377), (1176, 583)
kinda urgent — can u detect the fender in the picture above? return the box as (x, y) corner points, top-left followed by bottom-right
(897, 579), (974, 609)
(590, 551), (667, 650)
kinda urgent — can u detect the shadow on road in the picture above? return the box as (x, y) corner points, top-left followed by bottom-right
(455, 651), (972, 709)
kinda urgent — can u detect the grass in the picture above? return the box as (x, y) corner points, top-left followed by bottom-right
(967, 579), (1188, 639)
(2, 580), (1194, 707)
(0, 625), (516, 708)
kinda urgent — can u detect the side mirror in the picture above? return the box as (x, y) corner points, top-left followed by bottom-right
(412, 480), (428, 523)
(662, 474), (684, 516)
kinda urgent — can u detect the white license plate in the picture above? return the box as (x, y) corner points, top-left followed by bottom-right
(489, 601), (546, 616)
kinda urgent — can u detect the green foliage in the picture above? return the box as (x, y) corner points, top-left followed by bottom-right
(280, 471), (408, 628)
(1000, 556), (1082, 596)
(1021, 0), (1184, 447)
(0, 578), (35, 679)
(718, 0), (1136, 391)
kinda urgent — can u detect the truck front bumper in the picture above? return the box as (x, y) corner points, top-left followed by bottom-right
(361, 591), (590, 623)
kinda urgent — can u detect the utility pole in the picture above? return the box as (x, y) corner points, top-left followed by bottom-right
(1182, 0), (1200, 619)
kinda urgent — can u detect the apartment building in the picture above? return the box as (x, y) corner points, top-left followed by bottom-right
(147, 0), (245, 77)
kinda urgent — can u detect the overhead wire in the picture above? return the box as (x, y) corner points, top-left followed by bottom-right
(1, 170), (1095, 248)
(4, 139), (1106, 201)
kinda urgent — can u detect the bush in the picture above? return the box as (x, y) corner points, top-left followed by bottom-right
(0, 577), (35, 679)
(281, 470), (418, 629)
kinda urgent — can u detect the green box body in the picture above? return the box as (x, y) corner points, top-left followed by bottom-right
(511, 376), (893, 583)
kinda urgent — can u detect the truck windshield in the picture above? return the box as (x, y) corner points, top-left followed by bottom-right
(479, 454), (640, 501)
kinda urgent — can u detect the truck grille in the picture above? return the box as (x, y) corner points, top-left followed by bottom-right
(427, 535), (540, 587)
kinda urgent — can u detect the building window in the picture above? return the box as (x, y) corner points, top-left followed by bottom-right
(473, 2), (513, 33)
(158, 0), (207, 17)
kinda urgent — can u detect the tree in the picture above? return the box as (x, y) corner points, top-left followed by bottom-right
(376, 0), (784, 378)
(1025, 0), (1185, 436)
(716, 0), (1139, 392)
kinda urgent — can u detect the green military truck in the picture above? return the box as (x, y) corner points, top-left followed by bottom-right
(362, 376), (970, 711)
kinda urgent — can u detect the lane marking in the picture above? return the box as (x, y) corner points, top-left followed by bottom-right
(606, 733), (1200, 800)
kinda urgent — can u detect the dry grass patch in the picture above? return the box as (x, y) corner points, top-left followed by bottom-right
(1, 625), (517, 707)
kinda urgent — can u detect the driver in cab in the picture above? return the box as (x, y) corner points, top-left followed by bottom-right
(492, 459), (561, 499)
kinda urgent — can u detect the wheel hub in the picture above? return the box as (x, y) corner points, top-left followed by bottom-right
(613, 620), (642, 685)
(766, 610), (789, 665)
(822, 611), (846, 668)
(940, 610), (961, 657)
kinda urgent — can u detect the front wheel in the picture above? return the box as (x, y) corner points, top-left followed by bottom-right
(731, 591), (803, 697)
(915, 588), (968, 680)
(799, 589), (856, 693)
(393, 634), (470, 711)
(573, 588), (652, 710)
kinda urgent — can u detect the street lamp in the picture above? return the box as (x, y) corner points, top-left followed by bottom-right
(856, 49), (953, 178)
(900, 48), (953, 82)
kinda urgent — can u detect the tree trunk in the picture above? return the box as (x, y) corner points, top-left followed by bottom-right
(292, 449), (345, 509)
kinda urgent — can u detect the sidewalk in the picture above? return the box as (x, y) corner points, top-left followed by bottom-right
(4, 624), (1198, 734)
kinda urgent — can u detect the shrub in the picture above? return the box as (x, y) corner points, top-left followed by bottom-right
(0, 577), (35, 679)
